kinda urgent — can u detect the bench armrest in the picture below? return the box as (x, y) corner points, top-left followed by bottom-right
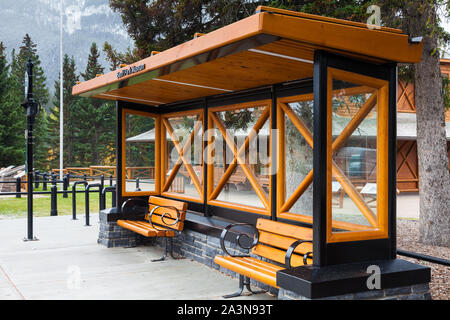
(148, 204), (182, 232)
(219, 223), (259, 258)
(285, 240), (313, 268)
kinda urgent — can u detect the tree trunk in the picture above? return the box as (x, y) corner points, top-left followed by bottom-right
(410, 4), (450, 246)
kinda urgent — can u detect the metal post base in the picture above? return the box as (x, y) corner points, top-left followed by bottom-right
(152, 238), (183, 262)
(23, 237), (39, 242)
(152, 238), (168, 262)
(223, 275), (267, 299)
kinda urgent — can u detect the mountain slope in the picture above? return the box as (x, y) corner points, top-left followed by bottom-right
(1, 0), (133, 95)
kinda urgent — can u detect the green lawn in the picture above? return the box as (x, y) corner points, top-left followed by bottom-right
(0, 185), (113, 218)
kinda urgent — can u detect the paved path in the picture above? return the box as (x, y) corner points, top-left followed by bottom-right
(397, 193), (420, 219)
(0, 214), (275, 300)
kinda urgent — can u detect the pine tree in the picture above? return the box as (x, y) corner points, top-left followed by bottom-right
(10, 34), (51, 171)
(0, 43), (25, 167)
(81, 43), (104, 81)
(72, 43), (116, 167)
(10, 34), (49, 107)
(47, 54), (79, 168)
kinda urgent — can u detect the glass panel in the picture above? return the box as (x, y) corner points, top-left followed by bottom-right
(211, 105), (269, 209)
(168, 163), (201, 198)
(284, 100), (314, 216)
(331, 81), (378, 230)
(124, 113), (156, 193)
(217, 166), (265, 208)
(165, 113), (203, 198)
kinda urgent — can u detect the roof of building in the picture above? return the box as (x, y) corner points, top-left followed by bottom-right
(72, 6), (423, 107)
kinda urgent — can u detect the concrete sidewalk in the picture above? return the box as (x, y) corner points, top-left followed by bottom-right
(0, 214), (275, 300)
(397, 193), (420, 219)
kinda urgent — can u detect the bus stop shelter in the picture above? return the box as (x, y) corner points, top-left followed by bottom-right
(72, 6), (431, 299)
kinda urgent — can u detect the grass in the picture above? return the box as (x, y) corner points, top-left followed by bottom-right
(0, 184), (113, 219)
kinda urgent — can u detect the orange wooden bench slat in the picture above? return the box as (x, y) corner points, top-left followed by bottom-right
(117, 220), (157, 237)
(150, 196), (187, 217)
(132, 220), (176, 237)
(240, 257), (282, 272)
(258, 231), (313, 255)
(146, 213), (185, 231)
(117, 220), (176, 237)
(256, 218), (313, 241)
(214, 255), (281, 288)
(252, 244), (311, 267)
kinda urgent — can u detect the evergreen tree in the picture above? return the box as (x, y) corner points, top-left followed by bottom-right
(0, 43), (25, 167)
(72, 42), (116, 167)
(80, 42), (104, 81)
(10, 34), (49, 107)
(48, 54), (79, 168)
(10, 34), (50, 171)
(108, 0), (372, 59)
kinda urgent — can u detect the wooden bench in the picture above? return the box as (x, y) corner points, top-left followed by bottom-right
(117, 196), (188, 262)
(214, 218), (313, 298)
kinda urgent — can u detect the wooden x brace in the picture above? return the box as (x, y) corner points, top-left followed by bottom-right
(163, 115), (204, 196)
(279, 93), (378, 227)
(209, 107), (271, 210)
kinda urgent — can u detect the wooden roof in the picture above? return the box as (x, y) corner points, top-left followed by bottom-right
(72, 6), (423, 107)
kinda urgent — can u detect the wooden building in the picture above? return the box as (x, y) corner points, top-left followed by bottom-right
(395, 62), (450, 192)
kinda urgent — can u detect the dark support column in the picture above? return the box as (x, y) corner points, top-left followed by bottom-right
(270, 85), (277, 221)
(34, 171), (39, 189)
(50, 185), (58, 216)
(16, 177), (21, 198)
(312, 50), (328, 267)
(116, 101), (123, 209)
(388, 63), (398, 259)
(63, 175), (69, 198)
(42, 173), (47, 191)
(112, 186), (116, 208)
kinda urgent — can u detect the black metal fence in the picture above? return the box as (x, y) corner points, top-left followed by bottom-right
(0, 171), (121, 226)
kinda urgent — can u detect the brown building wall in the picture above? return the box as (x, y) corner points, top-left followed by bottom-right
(396, 59), (450, 192)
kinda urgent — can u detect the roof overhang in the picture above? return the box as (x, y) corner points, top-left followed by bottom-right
(72, 6), (423, 106)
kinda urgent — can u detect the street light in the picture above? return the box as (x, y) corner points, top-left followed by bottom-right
(22, 58), (39, 241)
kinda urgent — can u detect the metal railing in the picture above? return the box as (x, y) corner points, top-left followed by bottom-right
(0, 172), (119, 222)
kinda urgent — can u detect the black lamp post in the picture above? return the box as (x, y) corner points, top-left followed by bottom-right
(22, 58), (39, 241)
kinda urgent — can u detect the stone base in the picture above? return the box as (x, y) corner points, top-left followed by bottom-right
(97, 208), (154, 248)
(278, 283), (432, 300)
